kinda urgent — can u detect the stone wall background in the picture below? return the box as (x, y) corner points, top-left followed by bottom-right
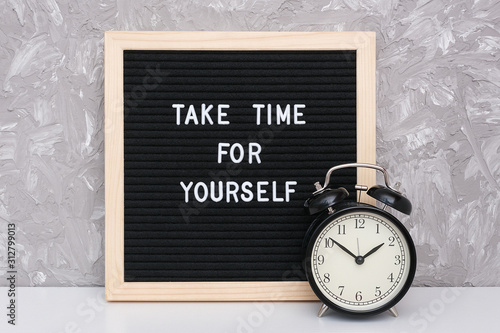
(1, 0), (499, 286)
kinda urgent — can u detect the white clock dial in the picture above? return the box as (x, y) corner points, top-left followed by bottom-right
(310, 210), (412, 313)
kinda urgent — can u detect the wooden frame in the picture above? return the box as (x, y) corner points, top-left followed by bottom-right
(105, 31), (376, 301)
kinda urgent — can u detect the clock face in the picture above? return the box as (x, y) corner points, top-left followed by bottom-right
(306, 207), (416, 314)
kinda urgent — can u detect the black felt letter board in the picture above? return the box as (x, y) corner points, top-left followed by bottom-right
(123, 50), (357, 282)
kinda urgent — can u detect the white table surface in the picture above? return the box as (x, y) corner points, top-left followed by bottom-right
(0, 287), (497, 333)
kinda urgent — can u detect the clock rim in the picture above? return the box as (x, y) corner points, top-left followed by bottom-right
(304, 204), (417, 316)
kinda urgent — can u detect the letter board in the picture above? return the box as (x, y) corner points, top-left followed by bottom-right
(105, 31), (376, 301)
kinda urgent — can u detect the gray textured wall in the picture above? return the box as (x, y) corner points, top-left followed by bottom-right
(0, 0), (499, 287)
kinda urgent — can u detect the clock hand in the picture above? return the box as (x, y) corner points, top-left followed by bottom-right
(333, 240), (357, 259)
(362, 243), (385, 259)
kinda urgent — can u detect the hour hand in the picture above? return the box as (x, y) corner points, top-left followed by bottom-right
(333, 240), (357, 259)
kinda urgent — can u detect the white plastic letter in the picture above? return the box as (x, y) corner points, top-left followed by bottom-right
(276, 104), (290, 125)
(180, 181), (193, 202)
(226, 181), (239, 203)
(230, 143), (244, 163)
(248, 143), (262, 164)
(218, 143), (230, 163)
(294, 104), (306, 125)
(241, 181), (254, 202)
(185, 105), (199, 125)
(256, 181), (269, 202)
(253, 104), (265, 125)
(285, 181), (297, 202)
(194, 182), (209, 202)
(218, 104), (230, 125)
(172, 104), (185, 125)
(201, 104), (214, 125)
(272, 181), (284, 202)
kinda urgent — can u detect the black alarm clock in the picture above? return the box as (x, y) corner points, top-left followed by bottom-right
(303, 163), (416, 317)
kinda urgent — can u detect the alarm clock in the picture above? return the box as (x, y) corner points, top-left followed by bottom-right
(303, 163), (416, 317)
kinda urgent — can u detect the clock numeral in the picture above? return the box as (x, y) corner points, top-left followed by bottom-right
(387, 273), (394, 283)
(388, 236), (395, 246)
(324, 238), (335, 248)
(323, 273), (331, 283)
(317, 255), (325, 265)
(337, 225), (346, 235)
(376, 224), (380, 234)
(394, 255), (401, 265)
(355, 218), (365, 229)
(338, 285), (344, 296)
(375, 286), (381, 297)
(355, 291), (362, 301)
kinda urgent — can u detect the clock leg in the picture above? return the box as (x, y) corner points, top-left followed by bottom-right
(317, 303), (329, 317)
(388, 306), (398, 317)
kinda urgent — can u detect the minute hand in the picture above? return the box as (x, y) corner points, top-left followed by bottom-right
(362, 243), (385, 259)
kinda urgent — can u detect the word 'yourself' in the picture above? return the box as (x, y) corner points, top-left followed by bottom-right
(181, 181), (297, 203)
